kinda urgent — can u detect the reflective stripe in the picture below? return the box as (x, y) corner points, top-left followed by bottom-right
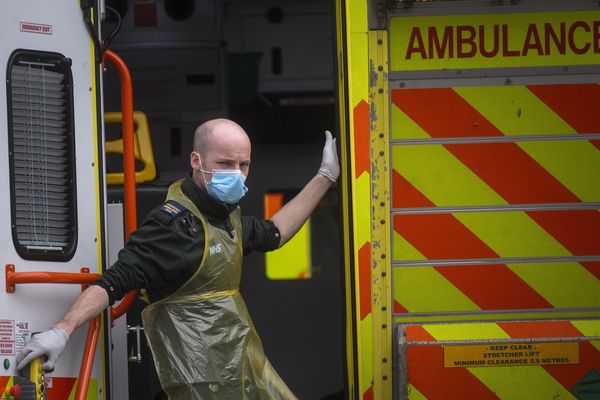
(392, 88), (600, 259)
(353, 101), (370, 178)
(470, 366), (575, 400)
(435, 264), (553, 310)
(393, 230), (425, 262)
(347, 9), (372, 392)
(424, 322), (509, 341)
(359, 313), (373, 395)
(391, 172), (554, 311)
(394, 266), (479, 312)
(358, 243), (371, 319)
(528, 84), (600, 136)
(498, 322), (600, 395)
(355, 173), (371, 249)
(518, 140), (600, 202)
(456, 85), (600, 202)
(407, 384), (427, 400)
(392, 144), (505, 207)
(508, 262), (600, 308)
(391, 85), (600, 315)
(407, 344), (500, 399)
(456, 211), (569, 258)
(564, 321), (600, 352)
(391, 103), (430, 140)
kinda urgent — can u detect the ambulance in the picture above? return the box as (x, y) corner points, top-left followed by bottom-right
(335, 0), (600, 398)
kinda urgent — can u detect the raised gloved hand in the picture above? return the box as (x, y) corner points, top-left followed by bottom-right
(16, 326), (69, 371)
(318, 130), (339, 182)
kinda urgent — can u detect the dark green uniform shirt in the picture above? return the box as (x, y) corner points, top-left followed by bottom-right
(94, 178), (281, 304)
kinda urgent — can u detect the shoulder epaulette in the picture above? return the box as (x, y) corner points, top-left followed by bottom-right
(158, 199), (187, 219)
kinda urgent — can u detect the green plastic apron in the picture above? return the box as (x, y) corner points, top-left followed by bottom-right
(142, 180), (298, 400)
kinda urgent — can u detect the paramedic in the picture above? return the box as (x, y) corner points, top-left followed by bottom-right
(16, 118), (339, 399)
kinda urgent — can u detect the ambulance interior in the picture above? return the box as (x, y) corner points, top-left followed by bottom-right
(103, 0), (343, 399)
(1, 0), (344, 399)
(102, 1), (343, 399)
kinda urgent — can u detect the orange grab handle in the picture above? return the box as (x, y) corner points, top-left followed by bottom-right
(74, 316), (101, 400)
(103, 49), (138, 322)
(4, 265), (100, 293)
(4, 265), (102, 400)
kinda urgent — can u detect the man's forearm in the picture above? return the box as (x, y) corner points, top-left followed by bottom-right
(270, 174), (333, 246)
(54, 285), (109, 336)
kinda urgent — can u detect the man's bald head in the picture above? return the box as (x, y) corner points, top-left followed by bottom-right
(190, 118), (252, 189)
(193, 118), (247, 158)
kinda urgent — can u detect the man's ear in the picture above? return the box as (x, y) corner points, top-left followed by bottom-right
(190, 151), (200, 170)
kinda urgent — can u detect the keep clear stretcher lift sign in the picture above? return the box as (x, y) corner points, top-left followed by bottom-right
(389, 10), (600, 71)
(444, 342), (580, 368)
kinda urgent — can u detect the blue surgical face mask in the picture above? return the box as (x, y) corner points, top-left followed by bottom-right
(196, 152), (249, 204)
(205, 170), (248, 204)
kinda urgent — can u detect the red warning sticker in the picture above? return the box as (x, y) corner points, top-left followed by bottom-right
(0, 320), (15, 356)
(20, 22), (52, 35)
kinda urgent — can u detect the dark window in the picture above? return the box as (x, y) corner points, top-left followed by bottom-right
(7, 50), (77, 261)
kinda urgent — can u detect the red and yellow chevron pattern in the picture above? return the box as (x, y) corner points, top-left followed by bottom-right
(392, 84), (600, 314)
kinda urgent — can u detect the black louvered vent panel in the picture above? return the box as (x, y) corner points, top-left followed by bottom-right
(8, 50), (77, 261)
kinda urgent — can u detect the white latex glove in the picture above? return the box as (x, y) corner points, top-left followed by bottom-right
(318, 130), (339, 182)
(16, 326), (69, 371)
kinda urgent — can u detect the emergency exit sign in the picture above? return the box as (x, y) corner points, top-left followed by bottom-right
(444, 342), (579, 368)
(20, 22), (52, 35)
